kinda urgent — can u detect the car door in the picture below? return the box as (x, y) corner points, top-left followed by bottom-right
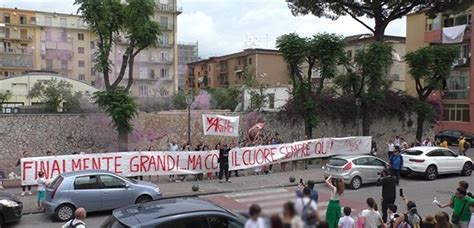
(207, 215), (245, 228)
(72, 175), (102, 212)
(352, 157), (373, 181)
(426, 150), (446, 173)
(99, 174), (133, 210)
(441, 149), (463, 172)
(367, 157), (387, 183)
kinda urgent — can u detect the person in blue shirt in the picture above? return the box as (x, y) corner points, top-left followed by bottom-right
(296, 180), (319, 202)
(390, 146), (403, 186)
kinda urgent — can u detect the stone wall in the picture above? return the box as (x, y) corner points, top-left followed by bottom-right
(0, 111), (434, 174)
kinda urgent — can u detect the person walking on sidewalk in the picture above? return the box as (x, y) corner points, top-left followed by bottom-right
(16, 150), (32, 196)
(62, 208), (87, 228)
(325, 175), (344, 228)
(459, 136), (467, 156)
(37, 171), (48, 211)
(389, 147), (403, 185)
(218, 144), (231, 183)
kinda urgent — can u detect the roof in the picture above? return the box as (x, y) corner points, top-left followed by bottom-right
(60, 169), (115, 177)
(344, 33), (406, 45)
(113, 197), (228, 226)
(187, 48), (281, 66)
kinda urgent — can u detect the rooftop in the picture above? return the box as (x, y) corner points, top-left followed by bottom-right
(187, 48), (281, 65)
(344, 33), (406, 44)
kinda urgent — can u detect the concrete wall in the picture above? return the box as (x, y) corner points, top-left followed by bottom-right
(0, 111), (435, 175)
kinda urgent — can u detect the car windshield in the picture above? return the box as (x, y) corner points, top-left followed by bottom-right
(126, 177), (138, 184)
(327, 158), (348, 166)
(402, 150), (423, 156)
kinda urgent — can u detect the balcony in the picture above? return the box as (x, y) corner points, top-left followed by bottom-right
(158, 41), (174, 48)
(42, 49), (74, 60)
(424, 25), (471, 44)
(0, 52), (33, 69)
(159, 23), (174, 31)
(156, 3), (183, 14)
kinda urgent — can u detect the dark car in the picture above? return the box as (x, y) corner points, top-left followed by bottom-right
(100, 196), (246, 228)
(435, 130), (474, 145)
(0, 191), (23, 227)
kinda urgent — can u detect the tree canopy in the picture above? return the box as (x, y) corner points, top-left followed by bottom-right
(29, 78), (82, 113)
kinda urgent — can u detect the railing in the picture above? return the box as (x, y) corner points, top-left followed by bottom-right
(156, 3), (182, 13)
(159, 23), (174, 30)
(0, 53), (33, 68)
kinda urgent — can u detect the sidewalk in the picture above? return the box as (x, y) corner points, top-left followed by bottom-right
(2, 164), (326, 214)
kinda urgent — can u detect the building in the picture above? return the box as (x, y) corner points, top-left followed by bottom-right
(0, 72), (98, 113)
(242, 85), (291, 112)
(186, 48), (289, 90)
(0, 7), (36, 77)
(406, 7), (473, 132)
(178, 42), (199, 91)
(0, 1), (181, 98)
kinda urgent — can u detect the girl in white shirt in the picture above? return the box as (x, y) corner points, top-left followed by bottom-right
(360, 198), (383, 228)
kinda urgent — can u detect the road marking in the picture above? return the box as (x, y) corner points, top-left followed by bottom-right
(235, 192), (296, 203)
(225, 188), (288, 198)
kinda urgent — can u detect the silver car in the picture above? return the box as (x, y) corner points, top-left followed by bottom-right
(44, 170), (162, 221)
(323, 155), (388, 190)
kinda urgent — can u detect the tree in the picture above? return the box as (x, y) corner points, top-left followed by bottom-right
(75, 0), (161, 151)
(94, 89), (138, 151)
(286, 1), (473, 41)
(277, 32), (345, 137)
(29, 78), (82, 113)
(405, 45), (459, 141)
(335, 42), (393, 135)
(172, 92), (187, 110)
(0, 91), (11, 104)
(206, 87), (240, 110)
(248, 86), (268, 111)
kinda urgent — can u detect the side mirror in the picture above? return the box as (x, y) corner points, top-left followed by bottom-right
(125, 184), (130, 189)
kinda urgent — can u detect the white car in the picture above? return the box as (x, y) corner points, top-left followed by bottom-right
(401, 146), (472, 181)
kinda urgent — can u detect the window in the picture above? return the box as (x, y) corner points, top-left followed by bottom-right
(3, 13), (10, 23)
(427, 150), (444, 157)
(45, 31), (52, 41)
(61, 60), (68, 69)
(161, 52), (170, 62)
(60, 31), (67, 41)
(403, 150), (423, 156)
(159, 34), (169, 45)
(441, 150), (456, 157)
(78, 33), (84, 41)
(90, 41), (95, 49)
(444, 69), (469, 100)
(44, 16), (52, 26)
(99, 175), (126, 188)
(368, 158), (385, 167)
(161, 68), (169, 78)
(78, 74), (85, 81)
(30, 17), (36, 25)
(20, 15), (27, 24)
(248, 58), (252, 64)
(354, 158), (370, 165)
(443, 104), (470, 122)
(461, 44), (471, 59)
(5, 28), (9, 38)
(208, 216), (242, 228)
(46, 59), (53, 69)
(78, 60), (85, 68)
(149, 69), (155, 79)
(74, 175), (99, 190)
(78, 47), (85, 54)
(20, 29), (27, 39)
(60, 18), (67, 27)
(156, 216), (208, 228)
(268, 93), (275, 109)
(139, 85), (149, 97)
(160, 16), (169, 28)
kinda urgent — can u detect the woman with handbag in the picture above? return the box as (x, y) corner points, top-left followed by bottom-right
(436, 187), (474, 228)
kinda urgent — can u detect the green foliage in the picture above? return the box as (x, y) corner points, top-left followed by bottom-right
(172, 92), (188, 110)
(0, 91), (11, 103)
(405, 45), (460, 100)
(249, 87), (268, 111)
(205, 87), (239, 110)
(29, 78), (81, 113)
(94, 88), (138, 133)
(241, 67), (259, 88)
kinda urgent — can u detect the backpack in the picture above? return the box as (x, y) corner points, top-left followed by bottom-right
(464, 141), (470, 150)
(405, 212), (423, 228)
(301, 198), (317, 226)
(65, 219), (85, 228)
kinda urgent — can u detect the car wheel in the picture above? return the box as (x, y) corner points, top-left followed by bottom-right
(55, 204), (75, 222)
(462, 162), (472, 176)
(425, 165), (437, 181)
(350, 176), (362, 190)
(135, 195), (152, 204)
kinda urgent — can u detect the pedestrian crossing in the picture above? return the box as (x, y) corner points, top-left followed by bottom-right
(220, 187), (350, 216)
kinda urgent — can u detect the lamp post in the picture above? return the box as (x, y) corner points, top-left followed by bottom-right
(185, 94), (194, 144)
(355, 98), (362, 136)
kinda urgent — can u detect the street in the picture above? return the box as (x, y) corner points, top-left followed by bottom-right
(6, 171), (469, 227)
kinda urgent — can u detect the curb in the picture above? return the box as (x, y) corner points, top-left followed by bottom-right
(21, 179), (326, 215)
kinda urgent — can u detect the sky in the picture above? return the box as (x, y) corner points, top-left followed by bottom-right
(1, 0), (406, 58)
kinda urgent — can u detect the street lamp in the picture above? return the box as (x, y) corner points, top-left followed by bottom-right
(185, 94), (194, 144)
(355, 98), (362, 136)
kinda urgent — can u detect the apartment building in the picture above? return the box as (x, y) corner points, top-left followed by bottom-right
(340, 34), (406, 91)
(406, 7), (473, 132)
(111, 0), (181, 97)
(0, 8), (36, 77)
(178, 42), (199, 91)
(186, 48), (289, 90)
(0, 0), (181, 97)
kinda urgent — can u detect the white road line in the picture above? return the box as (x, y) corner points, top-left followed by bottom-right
(256, 199), (296, 208)
(235, 192), (296, 203)
(224, 188), (288, 198)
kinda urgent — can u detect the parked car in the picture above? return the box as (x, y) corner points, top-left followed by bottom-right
(100, 196), (247, 228)
(44, 170), (162, 222)
(0, 191), (23, 227)
(435, 130), (474, 145)
(401, 146), (472, 181)
(322, 155), (388, 190)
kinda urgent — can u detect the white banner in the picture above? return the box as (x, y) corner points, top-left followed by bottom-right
(202, 114), (240, 137)
(20, 137), (371, 185)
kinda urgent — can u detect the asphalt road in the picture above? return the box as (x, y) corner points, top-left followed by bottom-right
(7, 173), (470, 227)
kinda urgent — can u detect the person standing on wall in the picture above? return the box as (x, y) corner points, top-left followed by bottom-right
(218, 143), (231, 183)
